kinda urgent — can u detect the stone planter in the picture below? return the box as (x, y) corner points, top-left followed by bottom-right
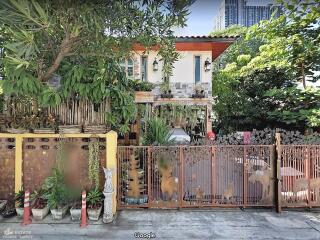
(33, 128), (55, 134)
(7, 128), (29, 134)
(50, 205), (69, 220)
(135, 91), (154, 103)
(32, 205), (49, 220)
(16, 207), (24, 218)
(70, 206), (82, 221)
(87, 206), (102, 221)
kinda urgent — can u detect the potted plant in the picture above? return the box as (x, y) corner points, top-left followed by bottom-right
(31, 190), (49, 220)
(133, 79), (155, 103)
(192, 85), (205, 98)
(6, 114), (29, 133)
(0, 199), (7, 212)
(33, 113), (56, 134)
(43, 168), (69, 220)
(69, 189), (82, 221)
(86, 188), (103, 221)
(14, 190), (24, 218)
(160, 82), (173, 98)
(1, 201), (16, 218)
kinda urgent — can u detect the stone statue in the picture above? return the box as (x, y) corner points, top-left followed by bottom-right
(103, 167), (114, 223)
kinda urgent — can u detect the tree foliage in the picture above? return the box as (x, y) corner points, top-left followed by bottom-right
(0, 0), (192, 133)
(212, 0), (320, 133)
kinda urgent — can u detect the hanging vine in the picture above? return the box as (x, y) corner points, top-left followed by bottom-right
(88, 138), (100, 189)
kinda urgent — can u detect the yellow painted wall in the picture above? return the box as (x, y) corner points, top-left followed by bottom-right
(0, 132), (118, 215)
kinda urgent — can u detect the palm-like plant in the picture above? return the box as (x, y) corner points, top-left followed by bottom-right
(143, 117), (172, 145)
(42, 168), (69, 209)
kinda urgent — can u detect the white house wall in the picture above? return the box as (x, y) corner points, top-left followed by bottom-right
(132, 50), (212, 98)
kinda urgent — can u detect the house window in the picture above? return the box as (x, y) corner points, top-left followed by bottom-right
(194, 56), (201, 83)
(141, 56), (148, 81)
(120, 58), (134, 79)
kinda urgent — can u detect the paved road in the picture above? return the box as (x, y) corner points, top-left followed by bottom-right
(1, 209), (320, 239)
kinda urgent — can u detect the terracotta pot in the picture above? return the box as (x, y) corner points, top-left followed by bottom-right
(87, 206), (102, 221)
(50, 205), (69, 220)
(70, 207), (82, 221)
(32, 205), (49, 220)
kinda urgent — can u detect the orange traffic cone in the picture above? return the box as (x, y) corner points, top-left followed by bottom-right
(80, 190), (87, 228)
(22, 190), (32, 226)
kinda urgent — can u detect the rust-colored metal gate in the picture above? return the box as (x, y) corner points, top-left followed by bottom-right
(280, 145), (320, 208)
(117, 145), (275, 209)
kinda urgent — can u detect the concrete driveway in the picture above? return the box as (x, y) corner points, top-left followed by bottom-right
(1, 209), (320, 239)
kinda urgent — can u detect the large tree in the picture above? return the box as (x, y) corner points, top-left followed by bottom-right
(211, 0), (320, 133)
(0, 0), (192, 133)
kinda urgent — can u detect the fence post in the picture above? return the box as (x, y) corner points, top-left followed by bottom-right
(275, 133), (282, 213)
(106, 131), (118, 215)
(307, 145), (311, 208)
(211, 146), (215, 206)
(15, 135), (23, 193)
(243, 146), (247, 208)
(179, 146), (184, 208)
(147, 146), (152, 208)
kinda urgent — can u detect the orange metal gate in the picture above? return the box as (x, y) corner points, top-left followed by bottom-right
(117, 145), (276, 209)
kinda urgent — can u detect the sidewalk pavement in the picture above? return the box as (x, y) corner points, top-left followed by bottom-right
(1, 209), (320, 239)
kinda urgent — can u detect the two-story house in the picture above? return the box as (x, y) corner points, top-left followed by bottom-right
(119, 35), (237, 144)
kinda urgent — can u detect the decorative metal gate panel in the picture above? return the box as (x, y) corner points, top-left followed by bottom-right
(117, 145), (275, 209)
(280, 145), (320, 207)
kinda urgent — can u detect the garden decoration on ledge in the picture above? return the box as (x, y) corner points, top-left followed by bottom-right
(86, 188), (103, 221)
(31, 190), (49, 220)
(192, 85), (205, 98)
(124, 153), (147, 205)
(15, 190), (24, 218)
(132, 80), (155, 103)
(58, 125), (82, 134)
(33, 113), (56, 134)
(160, 82), (173, 99)
(103, 168), (114, 223)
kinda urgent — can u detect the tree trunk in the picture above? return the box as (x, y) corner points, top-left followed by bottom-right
(301, 63), (306, 89)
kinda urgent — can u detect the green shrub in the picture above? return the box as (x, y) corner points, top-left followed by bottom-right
(143, 117), (172, 145)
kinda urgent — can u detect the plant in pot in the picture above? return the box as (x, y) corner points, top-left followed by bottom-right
(132, 79), (155, 103)
(1, 201), (16, 218)
(14, 190), (24, 218)
(86, 188), (103, 221)
(31, 190), (49, 220)
(33, 112), (56, 134)
(160, 82), (173, 98)
(69, 189), (82, 221)
(143, 117), (173, 145)
(42, 168), (69, 220)
(86, 139), (103, 221)
(192, 84), (205, 98)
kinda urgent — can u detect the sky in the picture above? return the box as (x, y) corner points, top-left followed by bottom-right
(174, 0), (220, 36)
